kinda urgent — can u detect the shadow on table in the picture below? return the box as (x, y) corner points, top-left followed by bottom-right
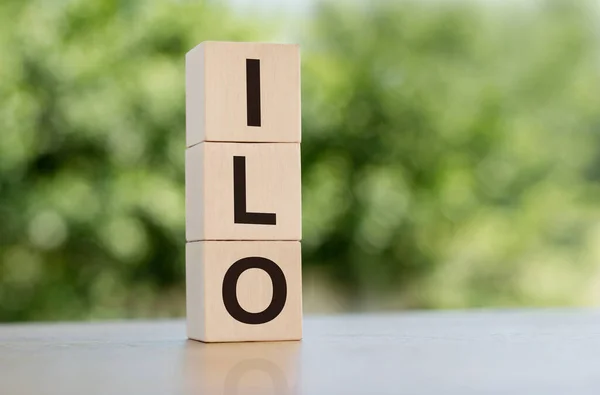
(182, 340), (301, 395)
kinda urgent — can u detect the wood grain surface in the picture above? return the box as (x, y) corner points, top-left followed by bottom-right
(186, 41), (301, 146)
(186, 240), (302, 342)
(185, 142), (301, 242)
(2, 310), (600, 395)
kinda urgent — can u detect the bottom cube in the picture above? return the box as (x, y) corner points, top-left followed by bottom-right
(186, 240), (302, 342)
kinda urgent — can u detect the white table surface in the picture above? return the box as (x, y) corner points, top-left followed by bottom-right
(1, 309), (600, 394)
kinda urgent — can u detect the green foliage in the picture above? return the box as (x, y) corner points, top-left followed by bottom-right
(0, 0), (265, 320)
(302, 0), (600, 309)
(1, 0), (600, 321)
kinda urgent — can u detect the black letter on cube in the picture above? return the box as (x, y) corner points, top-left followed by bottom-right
(246, 59), (261, 127)
(222, 257), (287, 324)
(233, 156), (277, 225)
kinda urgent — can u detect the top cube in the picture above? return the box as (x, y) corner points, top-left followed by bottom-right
(186, 41), (301, 145)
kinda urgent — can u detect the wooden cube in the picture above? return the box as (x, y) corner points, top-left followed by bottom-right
(186, 142), (301, 242)
(186, 240), (302, 342)
(186, 41), (301, 145)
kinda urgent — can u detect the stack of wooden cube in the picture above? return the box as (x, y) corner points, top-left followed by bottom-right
(185, 42), (302, 343)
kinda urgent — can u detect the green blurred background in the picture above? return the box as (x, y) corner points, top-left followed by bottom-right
(1, 0), (600, 322)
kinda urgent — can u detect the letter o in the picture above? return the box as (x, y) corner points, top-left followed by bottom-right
(222, 257), (287, 324)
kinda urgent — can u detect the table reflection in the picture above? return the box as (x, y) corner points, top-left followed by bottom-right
(182, 340), (301, 395)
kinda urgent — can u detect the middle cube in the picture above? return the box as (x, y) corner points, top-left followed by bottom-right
(186, 142), (301, 241)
